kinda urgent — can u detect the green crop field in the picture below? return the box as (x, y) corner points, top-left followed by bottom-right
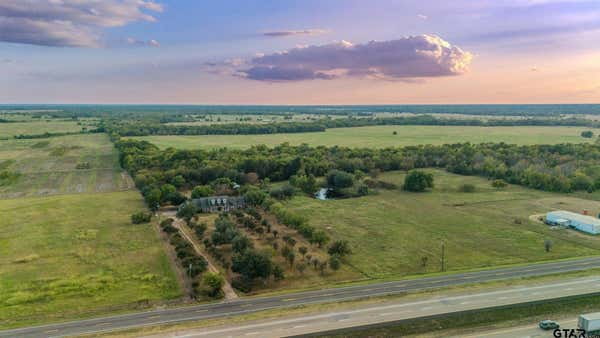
(130, 125), (597, 150)
(0, 134), (134, 198)
(0, 191), (181, 328)
(0, 121), (85, 138)
(284, 170), (600, 279)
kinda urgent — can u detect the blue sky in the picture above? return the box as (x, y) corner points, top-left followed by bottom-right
(1, 0), (599, 104)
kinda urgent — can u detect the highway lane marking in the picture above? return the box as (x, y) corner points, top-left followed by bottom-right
(240, 304), (252, 308)
(422, 306), (433, 310)
(283, 298), (298, 302)
(293, 325), (307, 328)
(44, 329), (59, 334)
(337, 318), (351, 322)
(245, 331), (261, 335)
(94, 322), (111, 327)
(148, 315), (161, 319)
(196, 309), (209, 313)
(459, 301), (470, 305)
(380, 312), (397, 316)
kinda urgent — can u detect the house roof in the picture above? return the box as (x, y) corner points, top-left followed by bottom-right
(191, 196), (245, 209)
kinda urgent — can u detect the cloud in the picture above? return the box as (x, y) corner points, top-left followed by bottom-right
(417, 14), (428, 20)
(0, 0), (163, 47)
(262, 29), (329, 38)
(125, 37), (160, 47)
(235, 35), (472, 82)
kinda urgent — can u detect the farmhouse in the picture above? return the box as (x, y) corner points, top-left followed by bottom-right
(546, 210), (600, 235)
(188, 196), (245, 213)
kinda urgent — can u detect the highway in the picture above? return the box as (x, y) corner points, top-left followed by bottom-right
(458, 318), (578, 338)
(149, 277), (599, 337)
(2, 256), (600, 338)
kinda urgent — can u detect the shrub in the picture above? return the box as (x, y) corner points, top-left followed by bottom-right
(328, 240), (352, 257)
(191, 185), (214, 198)
(403, 170), (434, 192)
(269, 184), (296, 200)
(491, 179), (507, 188)
(581, 130), (594, 138)
(326, 170), (354, 189)
(458, 183), (476, 193)
(131, 211), (152, 224)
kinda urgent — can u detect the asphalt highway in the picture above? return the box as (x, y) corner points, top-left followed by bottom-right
(156, 277), (600, 337)
(3, 256), (600, 338)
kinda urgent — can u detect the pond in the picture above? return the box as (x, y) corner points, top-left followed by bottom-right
(315, 188), (331, 200)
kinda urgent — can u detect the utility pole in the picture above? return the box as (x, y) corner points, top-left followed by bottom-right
(188, 263), (193, 279)
(441, 243), (445, 272)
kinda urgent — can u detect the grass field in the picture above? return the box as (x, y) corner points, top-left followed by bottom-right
(0, 134), (133, 198)
(0, 120), (85, 138)
(284, 170), (600, 279)
(0, 191), (181, 328)
(130, 125), (597, 149)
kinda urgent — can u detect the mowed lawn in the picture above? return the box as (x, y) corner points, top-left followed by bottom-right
(0, 134), (134, 198)
(285, 170), (600, 279)
(0, 191), (181, 328)
(0, 121), (84, 138)
(130, 125), (597, 149)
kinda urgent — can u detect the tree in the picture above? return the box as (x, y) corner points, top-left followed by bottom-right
(191, 185), (214, 199)
(421, 256), (429, 268)
(329, 256), (341, 271)
(458, 183), (476, 193)
(318, 261), (328, 275)
(232, 250), (273, 280)
(201, 272), (225, 298)
(296, 262), (307, 275)
(312, 258), (319, 269)
(403, 170), (434, 192)
(145, 188), (162, 211)
(310, 230), (330, 248)
(171, 175), (186, 188)
(232, 235), (253, 254)
(326, 170), (354, 189)
(176, 202), (197, 224)
(273, 265), (285, 281)
(544, 239), (552, 252)
(286, 251), (296, 267)
(328, 240), (352, 257)
(269, 184), (296, 200)
(243, 186), (268, 206)
(581, 130), (594, 138)
(193, 222), (207, 238)
(298, 246), (308, 258)
(272, 230), (279, 239)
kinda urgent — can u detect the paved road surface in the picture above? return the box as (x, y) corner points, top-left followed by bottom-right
(2, 256), (600, 338)
(458, 318), (578, 338)
(145, 278), (599, 337)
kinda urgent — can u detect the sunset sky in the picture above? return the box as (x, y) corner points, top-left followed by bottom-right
(1, 0), (599, 104)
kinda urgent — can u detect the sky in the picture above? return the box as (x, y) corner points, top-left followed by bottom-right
(0, 0), (599, 104)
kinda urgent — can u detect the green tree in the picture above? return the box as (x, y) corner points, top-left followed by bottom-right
(310, 230), (330, 248)
(232, 234), (253, 254)
(201, 272), (225, 298)
(403, 170), (434, 192)
(191, 185), (214, 198)
(176, 202), (197, 224)
(326, 170), (354, 189)
(244, 186), (268, 206)
(232, 250), (273, 280)
(328, 240), (352, 257)
(329, 256), (341, 271)
(581, 130), (594, 138)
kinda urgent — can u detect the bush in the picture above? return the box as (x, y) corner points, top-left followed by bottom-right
(269, 184), (296, 200)
(403, 170), (434, 192)
(581, 130), (594, 138)
(131, 211), (152, 224)
(191, 185), (214, 198)
(200, 272), (225, 298)
(326, 170), (354, 189)
(328, 240), (352, 257)
(491, 179), (507, 188)
(458, 183), (476, 193)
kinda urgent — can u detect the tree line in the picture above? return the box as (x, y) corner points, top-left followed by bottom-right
(104, 115), (600, 137)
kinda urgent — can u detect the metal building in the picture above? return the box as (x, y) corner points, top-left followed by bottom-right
(546, 210), (600, 235)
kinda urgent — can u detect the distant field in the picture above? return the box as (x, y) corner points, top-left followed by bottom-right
(0, 121), (84, 137)
(0, 191), (181, 328)
(0, 134), (133, 198)
(285, 170), (600, 279)
(165, 113), (342, 126)
(131, 125), (596, 149)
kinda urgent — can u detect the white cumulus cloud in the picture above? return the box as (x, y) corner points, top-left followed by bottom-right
(236, 35), (473, 81)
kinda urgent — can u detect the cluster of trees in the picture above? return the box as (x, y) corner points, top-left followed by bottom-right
(116, 139), (600, 214)
(158, 218), (214, 298)
(106, 115), (600, 137)
(131, 211), (152, 224)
